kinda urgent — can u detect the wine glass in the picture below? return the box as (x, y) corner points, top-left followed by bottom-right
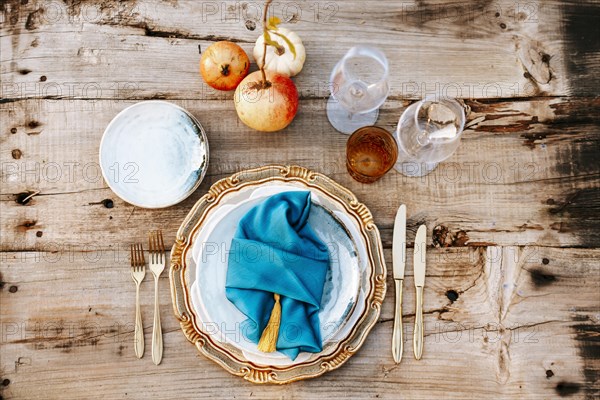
(394, 96), (466, 177)
(327, 46), (390, 134)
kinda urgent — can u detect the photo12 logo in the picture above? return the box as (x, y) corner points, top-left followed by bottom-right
(5, 1), (148, 25)
(198, 1), (339, 24)
(1, 161), (141, 185)
(1, 82), (140, 105)
(397, 2), (539, 24)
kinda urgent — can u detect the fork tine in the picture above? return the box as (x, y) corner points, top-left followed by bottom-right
(139, 243), (145, 265)
(150, 231), (155, 263)
(158, 230), (165, 256)
(133, 244), (137, 266)
(148, 232), (153, 263)
(136, 244), (140, 267)
(152, 231), (157, 263)
(152, 232), (156, 259)
(154, 231), (159, 263)
(153, 231), (158, 261)
(159, 230), (165, 263)
(130, 244), (134, 267)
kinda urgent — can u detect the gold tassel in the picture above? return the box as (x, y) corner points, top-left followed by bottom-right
(257, 293), (281, 353)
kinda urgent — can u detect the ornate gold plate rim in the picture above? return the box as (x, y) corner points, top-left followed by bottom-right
(169, 165), (387, 384)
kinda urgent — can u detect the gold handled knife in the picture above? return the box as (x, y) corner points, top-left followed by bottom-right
(392, 204), (406, 364)
(413, 224), (427, 360)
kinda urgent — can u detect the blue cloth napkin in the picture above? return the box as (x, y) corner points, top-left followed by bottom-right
(225, 191), (330, 360)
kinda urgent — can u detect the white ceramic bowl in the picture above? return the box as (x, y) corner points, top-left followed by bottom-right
(99, 101), (209, 208)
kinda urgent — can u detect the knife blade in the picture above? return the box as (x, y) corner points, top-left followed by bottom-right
(392, 204), (407, 280)
(391, 204), (406, 364)
(413, 224), (427, 360)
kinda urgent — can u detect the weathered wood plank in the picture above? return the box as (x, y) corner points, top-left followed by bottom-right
(1, 0), (599, 398)
(0, 246), (598, 399)
(1, 98), (599, 250)
(560, 0), (600, 96)
(1, 0), (570, 100)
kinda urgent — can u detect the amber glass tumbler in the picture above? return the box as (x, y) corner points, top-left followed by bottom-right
(346, 126), (398, 183)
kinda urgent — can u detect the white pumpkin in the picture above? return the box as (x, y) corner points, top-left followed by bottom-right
(253, 27), (306, 77)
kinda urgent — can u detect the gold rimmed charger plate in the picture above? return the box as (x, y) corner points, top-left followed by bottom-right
(169, 165), (386, 384)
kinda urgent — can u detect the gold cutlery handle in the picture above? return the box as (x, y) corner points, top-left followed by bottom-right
(392, 279), (403, 363)
(413, 286), (424, 360)
(134, 283), (144, 358)
(152, 276), (163, 365)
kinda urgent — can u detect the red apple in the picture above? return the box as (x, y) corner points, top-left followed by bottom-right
(234, 71), (298, 132)
(200, 41), (250, 91)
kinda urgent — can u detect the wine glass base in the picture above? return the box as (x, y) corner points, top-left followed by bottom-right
(394, 161), (439, 177)
(326, 97), (379, 134)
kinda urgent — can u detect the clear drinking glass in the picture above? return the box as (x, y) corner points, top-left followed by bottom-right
(327, 46), (390, 134)
(394, 96), (466, 177)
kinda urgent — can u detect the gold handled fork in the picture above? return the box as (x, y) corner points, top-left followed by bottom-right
(148, 230), (165, 365)
(130, 244), (146, 359)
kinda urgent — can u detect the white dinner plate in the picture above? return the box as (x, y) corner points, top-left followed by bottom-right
(99, 101), (209, 208)
(188, 183), (370, 366)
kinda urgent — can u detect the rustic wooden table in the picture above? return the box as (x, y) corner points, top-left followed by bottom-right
(1, 0), (599, 399)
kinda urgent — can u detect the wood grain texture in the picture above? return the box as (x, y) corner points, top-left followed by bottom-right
(1, 98), (598, 250)
(0, 247), (598, 399)
(1, 0), (572, 101)
(1, 0), (599, 398)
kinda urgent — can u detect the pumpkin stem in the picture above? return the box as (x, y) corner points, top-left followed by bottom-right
(259, 0), (273, 86)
